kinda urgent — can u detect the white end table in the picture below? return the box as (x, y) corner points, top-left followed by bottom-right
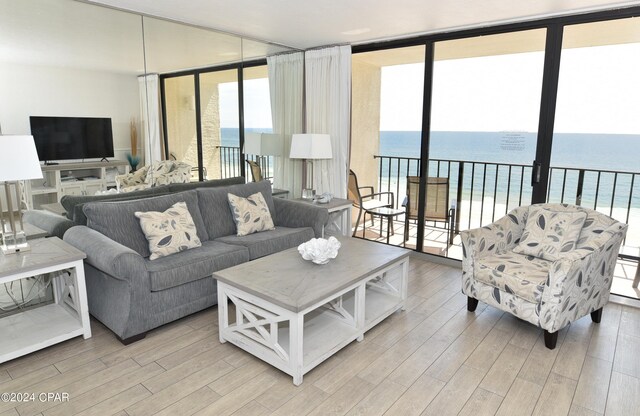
(0, 237), (91, 363)
(294, 197), (353, 237)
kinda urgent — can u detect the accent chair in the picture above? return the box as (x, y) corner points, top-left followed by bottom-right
(461, 203), (627, 349)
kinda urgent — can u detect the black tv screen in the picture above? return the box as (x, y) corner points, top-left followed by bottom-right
(29, 116), (114, 161)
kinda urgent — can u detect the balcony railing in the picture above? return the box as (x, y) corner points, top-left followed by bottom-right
(217, 146), (274, 181)
(374, 155), (639, 247)
(212, 148), (638, 246)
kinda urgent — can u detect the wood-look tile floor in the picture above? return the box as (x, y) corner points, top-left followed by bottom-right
(1, 257), (640, 416)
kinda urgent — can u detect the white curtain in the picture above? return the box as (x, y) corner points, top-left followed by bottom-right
(305, 45), (352, 198)
(267, 52), (305, 198)
(138, 74), (163, 166)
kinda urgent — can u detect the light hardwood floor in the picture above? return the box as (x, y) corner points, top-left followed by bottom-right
(1, 257), (639, 416)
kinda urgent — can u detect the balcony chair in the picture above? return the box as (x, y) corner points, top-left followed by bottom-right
(246, 160), (263, 182)
(461, 203), (627, 349)
(115, 160), (192, 192)
(403, 176), (453, 248)
(347, 169), (394, 237)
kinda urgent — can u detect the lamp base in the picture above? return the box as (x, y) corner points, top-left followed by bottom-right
(302, 189), (316, 200)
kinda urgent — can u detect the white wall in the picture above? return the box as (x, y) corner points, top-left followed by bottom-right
(0, 62), (141, 161)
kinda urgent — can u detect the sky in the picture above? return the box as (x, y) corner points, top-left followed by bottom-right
(219, 78), (272, 129)
(380, 43), (640, 134)
(218, 43), (640, 134)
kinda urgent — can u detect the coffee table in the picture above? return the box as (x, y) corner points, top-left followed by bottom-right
(214, 237), (410, 385)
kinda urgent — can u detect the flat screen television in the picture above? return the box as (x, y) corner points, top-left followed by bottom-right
(29, 116), (114, 162)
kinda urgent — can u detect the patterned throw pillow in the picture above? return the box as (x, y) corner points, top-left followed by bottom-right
(513, 206), (587, 261)
(227, 192), (275, 236)
(135, 201), (202, 260)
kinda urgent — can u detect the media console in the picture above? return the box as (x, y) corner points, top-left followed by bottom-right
(21, 160), (130, 210)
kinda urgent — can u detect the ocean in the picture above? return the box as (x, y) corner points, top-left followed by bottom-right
(221, 128), (640, 243)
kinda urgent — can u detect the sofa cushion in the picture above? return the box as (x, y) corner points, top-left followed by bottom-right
(62, 177), (245, 223)
(135, 201), (202, 260)
(215, 226), (314, 260)
(84, 190), (209, 258)
(146, 241), (249, 291)
(513, 206), (587, 261)
(228, 192), (275, 236)
(197, 181), (276, 240)
(168, 176), (245, 192)
(62, 186), (167, 221)
(475, 251), (551, 303)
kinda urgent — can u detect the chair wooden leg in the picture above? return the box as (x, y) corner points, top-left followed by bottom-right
(590, 307), (603, 323)
(467, 297), (478, 312)
(544, 330), (558, 350)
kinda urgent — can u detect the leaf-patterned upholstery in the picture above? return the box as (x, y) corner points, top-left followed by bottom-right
(116, 161), (192, 191)
(475, 251), (551, 303)
(461, 203), (627, 337)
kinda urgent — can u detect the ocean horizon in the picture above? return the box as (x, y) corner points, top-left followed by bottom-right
(222, 128), (639, 244)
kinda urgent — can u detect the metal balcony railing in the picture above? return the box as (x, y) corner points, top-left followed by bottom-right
(216, 146), (274, 181)
(374, 155), (639, 246)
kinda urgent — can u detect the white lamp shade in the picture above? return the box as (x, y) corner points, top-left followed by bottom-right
(289, 134), (332, 159)
(244, 133), (284, 156)
(0, 135), (43, 182)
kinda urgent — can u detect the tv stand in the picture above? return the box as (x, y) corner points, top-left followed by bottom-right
(44, 161), (59, 166)
(20, 160), (130, 210)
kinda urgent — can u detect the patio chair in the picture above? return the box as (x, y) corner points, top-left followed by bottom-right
(347, 169), (394, 237)
(246, 160), (263, 182)
(403, 176), (453, 246)
(461, 203), (628, 349)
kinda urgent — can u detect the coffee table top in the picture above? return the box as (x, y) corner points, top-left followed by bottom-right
(213, 237), (410, 312)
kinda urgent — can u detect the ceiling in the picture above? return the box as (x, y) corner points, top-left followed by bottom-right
(0, 0), (291, 75)
(89, 0), (640, 49)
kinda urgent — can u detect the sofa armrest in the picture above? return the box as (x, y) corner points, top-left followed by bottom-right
(64, 226), (147, 282)
(23, 210), (75, 239)
(540, 222), (627, 332)
(273, 198), (329, 238)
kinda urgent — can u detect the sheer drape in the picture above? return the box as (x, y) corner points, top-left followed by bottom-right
(138, 74), (163, 166)
(304, 45), (351, 198)
(267, 52), (304, 198)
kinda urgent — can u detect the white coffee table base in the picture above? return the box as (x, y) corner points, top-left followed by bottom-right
(217, 257), (408, 385)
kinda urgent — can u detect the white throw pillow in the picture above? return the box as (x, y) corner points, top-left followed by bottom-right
(513, 206), (587, 261)
(227, 192), (275, 236)
(135, 201), (202, 260)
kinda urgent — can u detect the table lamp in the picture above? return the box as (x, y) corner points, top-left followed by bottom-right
(289, 134), (332, 199)
(0, 135), (43, 254)
(244, 133), (284, 157)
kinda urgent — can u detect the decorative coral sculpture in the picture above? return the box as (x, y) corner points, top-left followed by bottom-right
(298, 236), (341, 265)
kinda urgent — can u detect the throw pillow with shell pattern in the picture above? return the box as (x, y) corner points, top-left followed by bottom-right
(227, 192), (275, 236)
(135, 201), (202, 260)
(513, 206), (587, 261)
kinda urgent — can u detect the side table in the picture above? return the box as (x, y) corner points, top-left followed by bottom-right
(0, 237), (91, 363)
(365, 207), (404, 244)
(294, 197), (353, 237)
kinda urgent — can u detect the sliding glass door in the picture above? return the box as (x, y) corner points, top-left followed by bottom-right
(429, 30), (547, 258)
(550, 18), (640, 298)
(163, 75), (198, 180)
(200, 69), (240, 180)
(351, 45), (425, 242)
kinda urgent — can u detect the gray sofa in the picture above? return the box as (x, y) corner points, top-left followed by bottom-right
(63, 181), (328, 344)
(24, 176), (245, 239)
